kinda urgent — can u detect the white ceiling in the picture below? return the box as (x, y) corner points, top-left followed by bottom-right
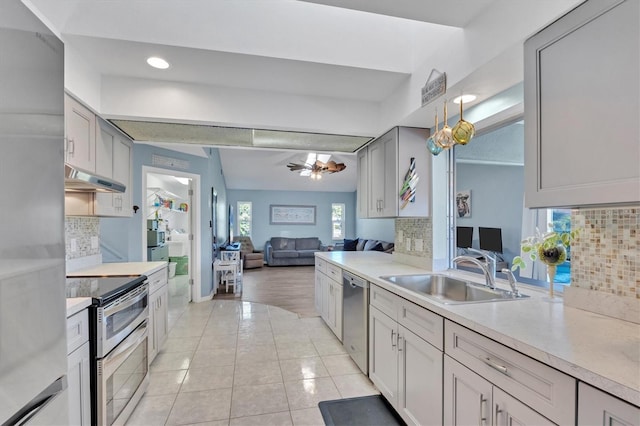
(24, 0), (581, 192)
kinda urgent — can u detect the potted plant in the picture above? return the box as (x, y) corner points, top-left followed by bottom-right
(511, 218), (580, 299)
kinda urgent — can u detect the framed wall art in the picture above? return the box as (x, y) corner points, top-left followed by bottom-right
(269, 205), (316, 225)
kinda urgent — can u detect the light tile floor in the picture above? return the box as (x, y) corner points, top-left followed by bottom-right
(126, 300), (379, 425)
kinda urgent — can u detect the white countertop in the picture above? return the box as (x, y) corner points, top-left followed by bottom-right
(66, 261), (168, 277)
(66, 297), (92, 317)
(317, 251), (640, 407)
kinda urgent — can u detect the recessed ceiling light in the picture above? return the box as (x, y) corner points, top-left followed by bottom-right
(453, 94), (477, 104)
(146, 56), (170, 69)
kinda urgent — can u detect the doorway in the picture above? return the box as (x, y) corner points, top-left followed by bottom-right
(142, 166), (201, 328)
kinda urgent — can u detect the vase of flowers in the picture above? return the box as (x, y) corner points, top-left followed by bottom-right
(511, 220), (579, 299)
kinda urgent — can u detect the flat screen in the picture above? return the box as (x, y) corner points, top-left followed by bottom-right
(456, 226), (473, 248)
(479, 227), (503, 253)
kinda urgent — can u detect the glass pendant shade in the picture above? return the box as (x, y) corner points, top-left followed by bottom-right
(434, 101), (455, 149)
(427, 108), (443, 156)
(452, 99), (475, 145)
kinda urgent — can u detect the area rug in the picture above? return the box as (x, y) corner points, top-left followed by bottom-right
(318, 395), (405, 426)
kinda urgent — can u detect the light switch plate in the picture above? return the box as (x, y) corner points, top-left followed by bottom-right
(398, 230), (404, 243)
(415, 238), (424, 252)
(91, 236), (99, 250)
(70, 238), (77, 252)
(405, 238), (411, 251)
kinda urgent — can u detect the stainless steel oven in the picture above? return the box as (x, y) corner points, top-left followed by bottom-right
(66, 275), (150, 426)
(97, 320), (149, 426)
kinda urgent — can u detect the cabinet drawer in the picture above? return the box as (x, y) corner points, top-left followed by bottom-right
(398, 299), (443, 351)
(326, 264), (342, 284)
(148, 266), (168, 294)
(315, 258), (327, 274)
(67, 309), (89, 354)
(370, 284), (400, 321)
(445, 320), (576, 425)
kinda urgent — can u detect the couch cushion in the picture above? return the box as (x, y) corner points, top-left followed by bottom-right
(272, 250), (299, 259)
(271, 237), (296, 250)
(356, 239), (367, 251)
(364, 239), (380, 251)
(295, 237), (320, 250)
(297, 249), (318, 258)
(343, 238), (358, 251)
(380, 242), (395, 252)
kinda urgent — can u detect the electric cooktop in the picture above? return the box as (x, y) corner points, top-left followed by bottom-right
(66, 275), (147, 305)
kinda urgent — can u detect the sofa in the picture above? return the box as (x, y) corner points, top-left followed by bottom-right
(233, 236), (264, 269)
(265, 237), (327, 266)
(333, 238), (395, 254)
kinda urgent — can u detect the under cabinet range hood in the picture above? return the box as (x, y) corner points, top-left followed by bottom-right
(64, 163), (126, 193)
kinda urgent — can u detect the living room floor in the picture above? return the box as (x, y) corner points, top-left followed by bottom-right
(125, 299), (378, 425)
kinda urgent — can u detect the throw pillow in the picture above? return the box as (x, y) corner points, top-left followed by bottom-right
(371, 242), (384, 252)
(356, 239), (367, 251)
(343, 238), (358, 251)
(363, 239), (380, 251)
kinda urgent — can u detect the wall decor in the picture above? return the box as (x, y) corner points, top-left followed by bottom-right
(456, 190), (471, 218)
(270, 205), (316, 225)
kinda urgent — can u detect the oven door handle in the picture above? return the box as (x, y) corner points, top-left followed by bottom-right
(104, 321), (148, 378)
(104, 284), (148, 317)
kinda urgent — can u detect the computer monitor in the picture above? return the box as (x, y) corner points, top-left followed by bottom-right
(456, 226), (473, 249)
(479, 227), (503, 253)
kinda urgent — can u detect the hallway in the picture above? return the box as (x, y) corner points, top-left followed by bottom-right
(126, 299), (378, 425)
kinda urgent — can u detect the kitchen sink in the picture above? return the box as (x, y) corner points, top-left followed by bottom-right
(379, 274), (529, 304)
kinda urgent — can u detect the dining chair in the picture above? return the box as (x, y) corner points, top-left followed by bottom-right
(220, 251), (242, 293)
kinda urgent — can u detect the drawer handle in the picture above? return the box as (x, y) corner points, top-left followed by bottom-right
(391, 329), (396, 348)
(483, 357), (509, 375)
(479, 396), (487, 425)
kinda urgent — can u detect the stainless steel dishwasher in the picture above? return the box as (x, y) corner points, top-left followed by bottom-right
(342, 271), (369, 374)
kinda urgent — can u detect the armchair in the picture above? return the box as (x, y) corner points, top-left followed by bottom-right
(233, 236), (264, 269)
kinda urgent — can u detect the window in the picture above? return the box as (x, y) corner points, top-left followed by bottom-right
(331, 203), (345, 240)
(237, 201), (252, 237)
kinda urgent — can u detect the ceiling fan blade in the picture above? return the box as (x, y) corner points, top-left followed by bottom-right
(287, 162), (311, 172)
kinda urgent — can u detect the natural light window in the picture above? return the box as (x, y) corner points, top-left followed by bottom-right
(332, 203), (345, 240)
(237, 201), (252, 237)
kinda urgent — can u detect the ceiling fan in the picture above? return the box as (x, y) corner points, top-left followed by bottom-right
(286, 153), (346, 180)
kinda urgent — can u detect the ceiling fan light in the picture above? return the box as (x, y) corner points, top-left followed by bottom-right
(317, 153), (331, 163)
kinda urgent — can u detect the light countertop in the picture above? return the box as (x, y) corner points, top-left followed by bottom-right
(66, 297), (92, 317)
(316, 251), (640, 407)
(66, 261), (168, 277)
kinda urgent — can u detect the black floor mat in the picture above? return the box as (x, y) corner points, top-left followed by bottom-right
(318, 395), (405, 426)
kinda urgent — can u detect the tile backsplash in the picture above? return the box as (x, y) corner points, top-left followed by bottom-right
(395, 217), (432, 259)
(571, 207), (638, 299)
(65, 217), (100, 260)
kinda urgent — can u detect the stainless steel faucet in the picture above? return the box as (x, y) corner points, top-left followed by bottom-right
(501, 268), (521, 297)
(452, 248), (497, 289)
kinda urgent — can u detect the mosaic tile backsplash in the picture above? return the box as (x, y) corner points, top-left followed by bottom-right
(395, 217), (432, 259)
(571, 207), (639, 299)
(65, 217), (100, 260)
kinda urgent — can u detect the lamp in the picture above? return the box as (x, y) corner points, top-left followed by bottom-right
(428, 97), (476, 156)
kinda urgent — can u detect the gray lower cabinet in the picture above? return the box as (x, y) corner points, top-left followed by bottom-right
(578, 383), (640, 426)
(67, 309), (91, 425)
(148, 267), (169, 363)
(444, 356), (554, 426)
(369, 284), (443, 425)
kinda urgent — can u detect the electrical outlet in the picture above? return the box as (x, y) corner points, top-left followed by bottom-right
(415, 238), (424, 252)
(70, 238), (77, 252)
(398, 230), (404, 243)
(91, 236), (99, 250)
(405, 238), (411, 251)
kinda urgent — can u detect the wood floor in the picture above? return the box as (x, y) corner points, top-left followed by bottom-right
(213, 265), (319, 318)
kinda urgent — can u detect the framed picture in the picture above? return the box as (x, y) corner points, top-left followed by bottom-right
(456, 190), (471, 218)
(270, 205), (316, 225)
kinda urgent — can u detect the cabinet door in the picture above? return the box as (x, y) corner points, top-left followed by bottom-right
(444, 355), (493, 426)
(398, 325), (442, 426)
(493, 387), (554, 426)
(67, 341), (91, 426)
(148, 290), (158, 363)
(156, 287), (169, 351)
(369, 305), (398, 407)
(327, 281), (337, 331)
(64, 95), (96, 172)
(356, 148), (369, 218)
(524, 0), (639, 207)
(368, 129), (397, 217)
(333, 282), (342, 342)
(314, 272), (322, 314)
(578, 383), (640, 426)
(112, 136), (132, 216)
(321, 274), (330, 323)
(95, 126), (116, 216)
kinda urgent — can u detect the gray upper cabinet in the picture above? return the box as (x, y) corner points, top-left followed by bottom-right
(64, 94), (96, 172)
(524, 0), (639, 208)
(357, 126), (430, 218)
